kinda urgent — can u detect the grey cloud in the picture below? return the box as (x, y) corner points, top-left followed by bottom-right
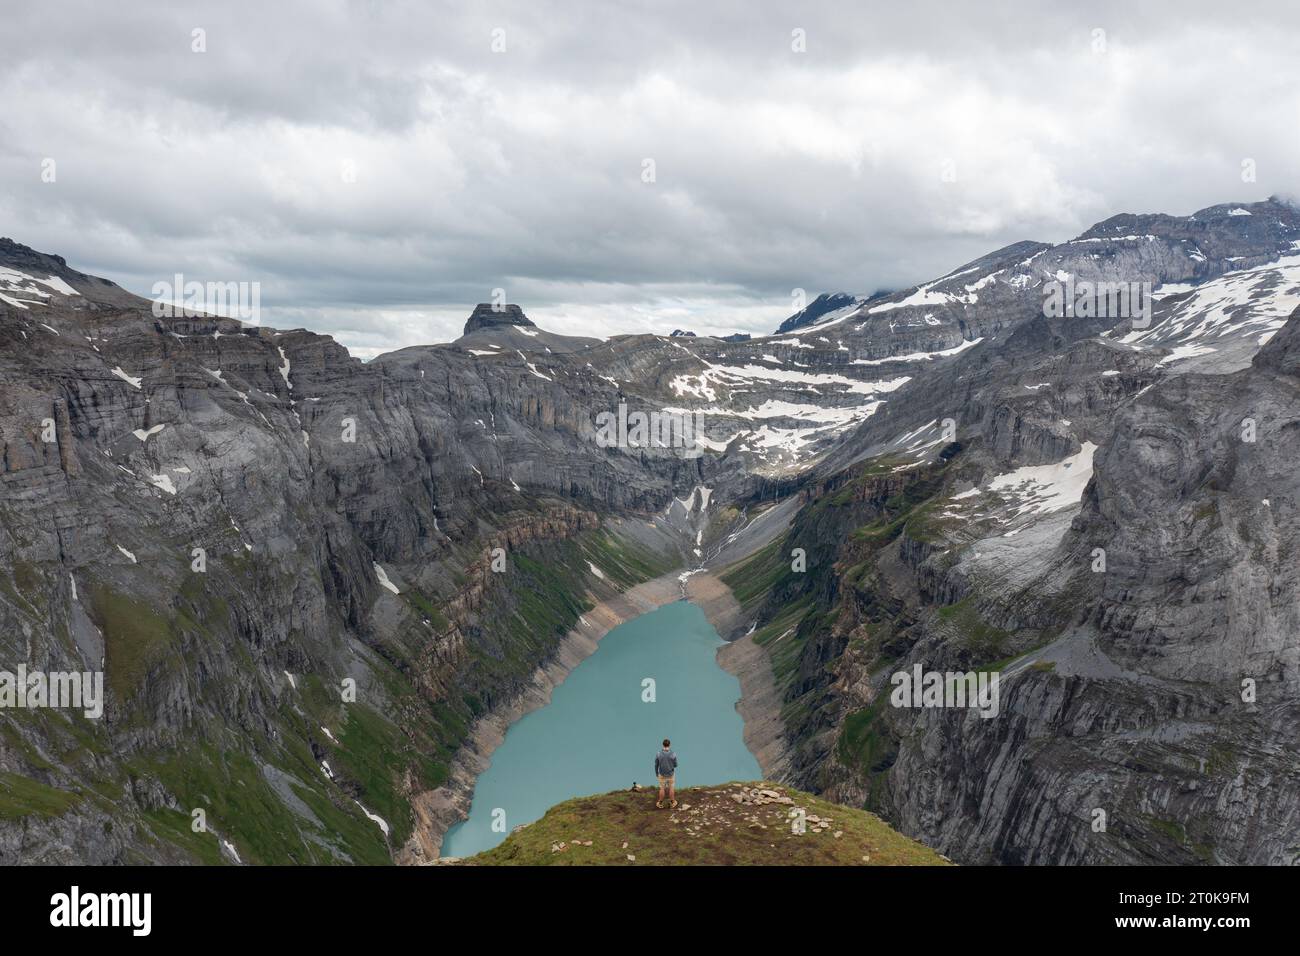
(2, 0), (1298, 352)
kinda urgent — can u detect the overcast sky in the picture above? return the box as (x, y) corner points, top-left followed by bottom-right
(2, 1), (1298, 357)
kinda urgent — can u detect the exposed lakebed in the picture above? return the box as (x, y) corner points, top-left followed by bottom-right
(440, 599), (760, 857)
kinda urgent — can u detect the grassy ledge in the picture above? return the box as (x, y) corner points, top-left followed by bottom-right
(452, 782), (950, 866)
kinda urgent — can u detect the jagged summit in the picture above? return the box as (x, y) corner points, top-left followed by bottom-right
(454, 301), (600, 353)
(0, 238), (145, 308)
(463, 302), (536, 335)
(775, 291), (859, 334)
(1, 236), (70, 270)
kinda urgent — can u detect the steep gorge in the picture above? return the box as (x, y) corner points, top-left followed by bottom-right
(3, 196), (1299, 865)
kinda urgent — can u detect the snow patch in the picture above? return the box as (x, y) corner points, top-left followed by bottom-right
(147, 473), (177, 495)
(0, 267), (79, 297)
(1158, 343), (1217, 365)
(373, 563), (400, 594)
(0, 292), (34, 309)
(987, 442), (1097, 515)
(516, 350), (552, 381)
(111, 367), (143, 389)
(354, 801), (390, 837)
(276, 346), (293, 390)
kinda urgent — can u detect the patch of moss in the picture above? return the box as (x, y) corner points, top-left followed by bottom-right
(0, 771), (81, 821)
(328, 702), (420, 848)
(581, 528), (676, 587)
(12, 559), (41, 598)
(140, 740), (391, 865)
(839, 696), (896, 774)
(405, 590), (449, 631)
(1143, 814), (1216, 862)
(720, 539), (787, 609)
(1205, 743), (1236, 776)
(936, 598), (1012, 665)
(142, 807), (224, 864)
(89, 585), (174, 703)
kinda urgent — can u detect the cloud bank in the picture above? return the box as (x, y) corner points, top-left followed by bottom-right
(2, 0), (1297, 356)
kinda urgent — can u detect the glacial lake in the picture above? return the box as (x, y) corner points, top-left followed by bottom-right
(440, 599), (761, 857)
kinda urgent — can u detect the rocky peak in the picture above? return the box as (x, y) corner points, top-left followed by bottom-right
(1075, 196), (1300, 258)
(1253, 305), (1300, 377)
(0, 236), (71, 273)
(0, 236), (142, 307)
(776, 292), (858, 334)
(464, 303), (535, 335)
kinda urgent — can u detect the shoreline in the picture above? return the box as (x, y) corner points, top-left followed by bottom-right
(399, 567), (789, 864)
(689, 572), (794, 784)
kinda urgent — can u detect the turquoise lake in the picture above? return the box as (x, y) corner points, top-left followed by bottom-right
(440, 599), (761, 857)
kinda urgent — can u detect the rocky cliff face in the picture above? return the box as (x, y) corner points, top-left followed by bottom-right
(3, 195), (1299, 865)
(0, 255), (696, 863)
(870, 318), (1300, 864)
(719, 211), (1300, 864)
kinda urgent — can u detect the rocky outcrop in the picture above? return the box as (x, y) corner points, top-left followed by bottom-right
(776, 292), (860, 334)
(738, 304), (1300, 865)
(463, 302), (535, 334)
(455, 782), (949, 866)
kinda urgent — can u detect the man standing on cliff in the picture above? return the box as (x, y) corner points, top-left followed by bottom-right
(655, 739), (678, 809)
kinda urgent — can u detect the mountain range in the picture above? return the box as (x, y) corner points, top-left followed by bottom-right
(1, 196), (1297, 864)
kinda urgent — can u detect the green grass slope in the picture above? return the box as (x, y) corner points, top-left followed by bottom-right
(457, 782), (950, 866)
